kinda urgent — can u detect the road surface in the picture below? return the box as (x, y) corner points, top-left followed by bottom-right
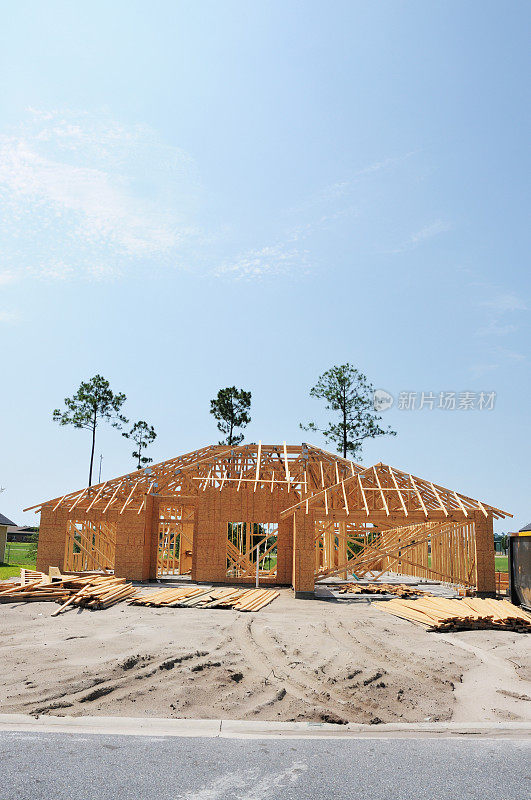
(1, 730), (529, 800)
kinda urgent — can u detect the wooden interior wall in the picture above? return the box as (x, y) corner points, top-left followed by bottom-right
(374, 515), (496, 592)
(192, 486), (296, 586)
(431, 521), (477, 586)
(64, 518), (117, 572)
(156, 503), (195, 576)
(379, 521), (477, 586)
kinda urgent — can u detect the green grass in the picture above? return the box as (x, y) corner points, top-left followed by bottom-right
(3, 542), (36, 564)
(494, 555), (508, 572)
(0, 542), (37, 580)
(0, 562), (35, 580)
(426, 554), (507, 571)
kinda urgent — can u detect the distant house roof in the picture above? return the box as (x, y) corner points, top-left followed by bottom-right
(0, 512), (16, 527)
(7, 526), (36, 534)
(519, 522), (531, 532)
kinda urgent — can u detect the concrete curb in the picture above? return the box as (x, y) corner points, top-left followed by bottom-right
(0, 714), (530, 739)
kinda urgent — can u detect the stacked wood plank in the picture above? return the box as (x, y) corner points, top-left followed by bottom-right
(336, 583), (431, 599)
(132, 585), (279, 612)
(0, 573), (136, 613)
(129, 586), (207, 607)
(378, 596), (531, 632)
(0, 578), (67, 604)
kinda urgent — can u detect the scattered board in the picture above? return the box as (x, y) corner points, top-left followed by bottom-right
(378, 597), (531, 632)
(336, 583), (432, 599)
(131, 586), (279, 612)
(0, 572), (136, 614)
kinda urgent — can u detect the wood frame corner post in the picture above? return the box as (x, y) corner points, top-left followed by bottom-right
(474, 511), (496, 596)
(292, 511), (315, 598)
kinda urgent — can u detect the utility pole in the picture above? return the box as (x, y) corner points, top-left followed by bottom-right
(98, 454), (103, 484)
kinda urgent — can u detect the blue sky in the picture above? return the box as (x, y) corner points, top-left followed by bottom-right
(1, 1), (529, 530)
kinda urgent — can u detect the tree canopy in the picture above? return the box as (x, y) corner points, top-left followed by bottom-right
(123, 420), (157, 470)
(53, 374), (128, 486)
(300, 363), (396, 459)
(210, 386), (251, 446)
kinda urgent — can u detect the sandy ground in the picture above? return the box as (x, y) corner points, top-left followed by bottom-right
(0, 587), (529, 725)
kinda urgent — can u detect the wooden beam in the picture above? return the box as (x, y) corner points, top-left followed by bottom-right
(119, 484), (137, 514)
(453, 490), (468, 517)
(254, 440), (262, 491)
(409, 473), (428, 517)
(373, 466), (389, 516)
(52, 495), (67, 512)
(102, 482), (122, 514)
(389, 467), (408, 516)
(341, 480), (350, 516)
(202, 467), (212, 491)
(283, 441), (291, 492)
(86, 482), (107, 513)
(69, 489), (88, 512)
(358, 474), (370, 517)
(430, 482), (449, 517)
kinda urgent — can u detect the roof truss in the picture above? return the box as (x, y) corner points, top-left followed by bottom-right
(25, 442), (363, 516)
(280, 461), (510, 520)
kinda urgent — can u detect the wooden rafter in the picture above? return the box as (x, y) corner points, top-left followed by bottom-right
(26, 444), (511, 522)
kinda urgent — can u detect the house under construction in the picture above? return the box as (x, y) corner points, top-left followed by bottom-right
(28, 442), (511, 596)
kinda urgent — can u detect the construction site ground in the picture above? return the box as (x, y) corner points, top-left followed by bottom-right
(1, 579), (529, 725)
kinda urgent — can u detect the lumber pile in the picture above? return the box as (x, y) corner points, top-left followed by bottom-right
(336, 582), (431, 599)
(132, 586), (279, 612)
(0, 578), (66, 604)
(0, 580), (25, 593)
(0, 574), (136, 613)
(130, 586), (207, 607)
(378, 597), (531, 632)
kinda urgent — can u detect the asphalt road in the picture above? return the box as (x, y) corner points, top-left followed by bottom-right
(1, 732), (529, 800)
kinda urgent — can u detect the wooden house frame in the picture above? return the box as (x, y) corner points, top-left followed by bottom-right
(27, 442), (511, 597)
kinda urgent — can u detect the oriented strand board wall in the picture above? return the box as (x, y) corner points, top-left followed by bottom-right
(192, 486), (299, 586)
(36, 506), (70, 574)
(474, 512), (496, 595)
(36, 487), (302, 586)
(293, 511), (315, 593)
(36, 505), (151, 581)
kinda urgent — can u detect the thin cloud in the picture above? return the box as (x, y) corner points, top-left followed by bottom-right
(476, 320), (518, 337)
(473, 282), (527, 337)
(0, 109), (200, 281)
(289, 151), (417, 213)
(387, 220), (452, 254)
(214, 243), (310, 280)
(495, 345), (527, 363)
(0, 310), (19, 324)
(479, 291), (527, 313)
(469, 281), (528, 374)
